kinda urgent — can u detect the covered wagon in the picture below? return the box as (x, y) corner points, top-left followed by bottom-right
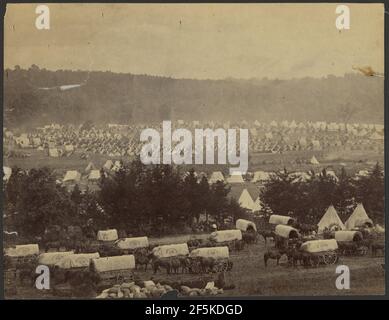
(4, 244), (40, 266)
(97, 229), (118, 242)
(152, 243), (189, 259)
(91, 255), (135, 286)
(300, 239), (338, 267)
(236, 219), (257, 232)
(334, 231), (369, 256)
(38, 251), (74, 267)
(188, 246), (232, 273)
(115, 236), (149, 254)
(53, 252), (100, 284)
(209, 229), (243, 251)
(269, 215), (296, 226)
(274, 225), (300, 249)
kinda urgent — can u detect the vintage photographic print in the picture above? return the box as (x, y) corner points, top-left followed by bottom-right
(2, 3), (385, 299)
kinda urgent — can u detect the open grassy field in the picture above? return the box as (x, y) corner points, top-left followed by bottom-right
(4, 147), (384, 176)
(5, 235), (385, 299)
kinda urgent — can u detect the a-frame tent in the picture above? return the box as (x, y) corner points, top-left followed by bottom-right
(317, 205), (345, 232)
(345, 203), (373, 230)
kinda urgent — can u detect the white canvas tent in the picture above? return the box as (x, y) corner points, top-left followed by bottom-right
(63, 170), (81, 183)
(208, 171), (225, 184)
(317, 205), (345, 232)
(85, 162), (96, 173)
(226, 172), (244, 184)
(238, 189), (255, 211)
(251, 171), (271, 183)
(252, 197), (262, 212)
(103, 160), (114, 171)
(49, 148), (59, 158)
(310, 155), (320, 165)
(88, 170), (101, 181)
(345, 203), (373, 230)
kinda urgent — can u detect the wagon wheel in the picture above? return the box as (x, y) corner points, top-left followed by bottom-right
(323, 252), (337, 265)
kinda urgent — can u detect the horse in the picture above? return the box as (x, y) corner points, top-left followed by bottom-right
(135, 251), (152, 271)
(242, 232), (257, 245)
(258, 230), (275, 244)
(152, 257), (172, 274)
(264, 248), (287, 267)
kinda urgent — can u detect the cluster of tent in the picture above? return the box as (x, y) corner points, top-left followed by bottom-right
(3, 119), (383, 159)
(317, 203), (374, 232)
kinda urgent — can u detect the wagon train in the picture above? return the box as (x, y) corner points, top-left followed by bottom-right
(334, 231), (369, 256)
(299, 239), (339, 267)
(188, 246), (232, 274)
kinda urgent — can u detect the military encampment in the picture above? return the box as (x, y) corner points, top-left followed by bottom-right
(3, 3), (385, 299)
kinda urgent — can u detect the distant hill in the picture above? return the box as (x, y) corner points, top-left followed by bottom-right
(4, 66), (384, 128)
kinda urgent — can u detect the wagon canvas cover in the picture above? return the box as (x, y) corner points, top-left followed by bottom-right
(5, 244), (39, 257)
(38, 251), (74, 266)
(97, 229), (118, 241)
(300, 239), (338, 253)
(55, 252), (100, 269)
(152, 243), (189, 258)
(210, 229), (242, 242)
(115, 236), (149, 250)
(92, 255), (135, 272)
(269, 215), (294, 225)
(236, 219), (257, 232)
(189, 246), (229, 259)
(274, 225), (299, 238)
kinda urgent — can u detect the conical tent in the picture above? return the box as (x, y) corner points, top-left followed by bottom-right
(317, 205), (345, 232)
(345, 203), (373, 230)
(238, 189), (255, 211)
(252, 197), (262, 212)
(85, 162), (95, 173)
(209, 171), (225, 184)
(310, 155), (320, 165)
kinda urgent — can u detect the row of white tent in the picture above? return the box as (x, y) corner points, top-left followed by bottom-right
(317, 203), (373, 232)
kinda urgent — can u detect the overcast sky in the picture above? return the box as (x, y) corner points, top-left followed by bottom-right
(4, 3), (385, 80)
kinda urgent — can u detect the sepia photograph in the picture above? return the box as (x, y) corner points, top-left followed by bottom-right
(2, 3), (385, 299)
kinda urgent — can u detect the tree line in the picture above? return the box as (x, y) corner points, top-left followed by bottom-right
(260, 163), (384, 224)
(3, 161), (384, 240)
